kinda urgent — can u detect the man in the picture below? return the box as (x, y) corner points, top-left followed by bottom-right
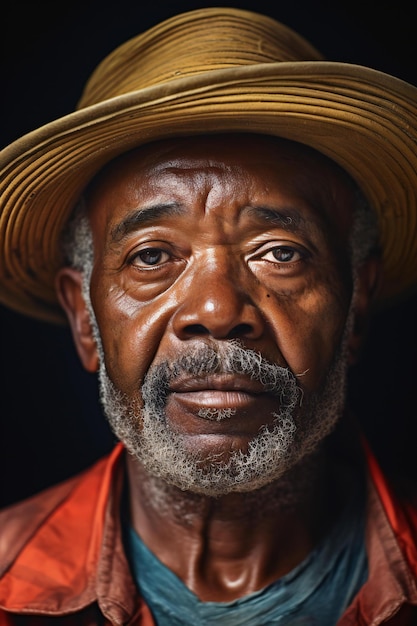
(0, 6), (417, 625)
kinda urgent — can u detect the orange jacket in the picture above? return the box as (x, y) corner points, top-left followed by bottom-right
(0, 442), (416, 625)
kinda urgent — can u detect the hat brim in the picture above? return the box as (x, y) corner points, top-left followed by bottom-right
(1, 61), (417, 323)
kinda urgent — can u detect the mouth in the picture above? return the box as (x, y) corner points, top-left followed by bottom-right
(160, 371), (291, 439)
(169, 374), (268, 394)
(170, 374), (266, 399)
(168, 374), (273, 412)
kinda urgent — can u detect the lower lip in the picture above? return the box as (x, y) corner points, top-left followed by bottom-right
(166, 390), (281, 436)
(171, 390), (257, 409)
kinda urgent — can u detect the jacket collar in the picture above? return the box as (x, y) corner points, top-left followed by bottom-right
(340, 470), (417, 624)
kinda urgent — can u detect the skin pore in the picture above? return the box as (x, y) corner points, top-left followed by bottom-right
(57, 134), (379, 602)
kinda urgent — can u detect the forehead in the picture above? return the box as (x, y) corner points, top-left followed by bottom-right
(85, 133), (357, 233)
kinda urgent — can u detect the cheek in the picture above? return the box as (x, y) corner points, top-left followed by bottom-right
(265, 284), (350, 392)
(92, 284), (179, 393)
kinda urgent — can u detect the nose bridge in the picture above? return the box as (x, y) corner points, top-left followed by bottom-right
(172, 247), (264, 339)
(195, 250), (240, 313)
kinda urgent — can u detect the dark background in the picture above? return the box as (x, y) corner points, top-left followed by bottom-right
(1, 1), (416, 506)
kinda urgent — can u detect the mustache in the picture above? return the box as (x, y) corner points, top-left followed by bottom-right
(142, 342), (301, 411)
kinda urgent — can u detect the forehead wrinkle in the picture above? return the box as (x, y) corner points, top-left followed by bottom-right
(110, 202), (186, 243)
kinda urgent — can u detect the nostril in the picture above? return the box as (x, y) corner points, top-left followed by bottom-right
(183, 323), (255, 338)
(184, 324), (209, 336)
(229, 323), (253, 338)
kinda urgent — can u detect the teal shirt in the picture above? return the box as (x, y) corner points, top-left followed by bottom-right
(124, 489), (368, 626)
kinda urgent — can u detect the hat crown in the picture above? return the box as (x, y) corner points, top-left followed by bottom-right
(78, 7), (323, 109)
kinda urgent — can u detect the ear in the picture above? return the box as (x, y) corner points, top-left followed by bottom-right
(55, 267), (99, 373)
(347, 255), (382, 365)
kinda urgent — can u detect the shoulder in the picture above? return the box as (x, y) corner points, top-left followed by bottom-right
(0, 447), (122, 577)
(0, 445), (126, 621)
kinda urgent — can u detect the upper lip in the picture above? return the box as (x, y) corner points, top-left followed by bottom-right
(169, 374), (268, 394)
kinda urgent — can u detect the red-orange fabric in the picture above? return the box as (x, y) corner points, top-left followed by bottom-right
(363, 437), (417, 575)
(0, 448), (115, 612)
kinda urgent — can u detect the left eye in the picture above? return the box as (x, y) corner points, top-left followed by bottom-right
(262, 246), (302, 263)
(131, 248), (170, 267)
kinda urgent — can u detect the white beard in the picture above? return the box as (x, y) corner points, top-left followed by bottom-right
(97, 335), (350, 497)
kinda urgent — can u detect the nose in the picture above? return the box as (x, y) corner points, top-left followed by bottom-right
(171, 260), (265, 341)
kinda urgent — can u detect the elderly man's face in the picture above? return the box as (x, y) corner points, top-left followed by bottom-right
(60, 134), (367, 494)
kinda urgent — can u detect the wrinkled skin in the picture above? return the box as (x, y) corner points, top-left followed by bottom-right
(57, 134), (379, 601)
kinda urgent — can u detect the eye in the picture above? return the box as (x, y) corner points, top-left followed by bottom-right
(130, 247), (171, 268)
(262, 246), (304, 264)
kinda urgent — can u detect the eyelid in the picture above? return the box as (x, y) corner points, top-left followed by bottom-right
(250, 239), (310, 258)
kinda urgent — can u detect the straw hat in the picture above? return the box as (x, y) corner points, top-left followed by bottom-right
(1, 7), (417, 324)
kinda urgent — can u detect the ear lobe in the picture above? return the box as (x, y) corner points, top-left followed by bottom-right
(55, 267), (99, 372)
(347, 255), (382, 365)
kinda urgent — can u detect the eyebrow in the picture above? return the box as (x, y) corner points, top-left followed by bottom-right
(244, 206), (305, 231)
(110, 202), (186, 242)
(110, 202), (307, 243)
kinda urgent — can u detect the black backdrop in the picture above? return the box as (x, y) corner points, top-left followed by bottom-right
(1, 0), (417, 506)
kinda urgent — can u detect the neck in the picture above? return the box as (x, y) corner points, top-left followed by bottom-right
(126, 446), (340, 602)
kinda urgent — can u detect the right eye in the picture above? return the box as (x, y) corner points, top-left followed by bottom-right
(129, 247), (171, 268)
